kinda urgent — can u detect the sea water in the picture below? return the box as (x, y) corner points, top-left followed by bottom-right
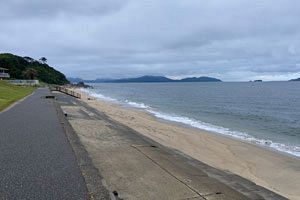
(82, 82), (300, 158)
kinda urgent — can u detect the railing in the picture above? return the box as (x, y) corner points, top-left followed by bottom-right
(8, 79), (39, 86)
(55, 86), (81, 99)
(0, 73), (10, 78)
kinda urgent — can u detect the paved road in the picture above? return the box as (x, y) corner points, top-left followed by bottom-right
(0, 88), (88, 199)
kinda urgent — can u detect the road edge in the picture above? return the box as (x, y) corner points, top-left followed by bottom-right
(53, 97), (111, 200)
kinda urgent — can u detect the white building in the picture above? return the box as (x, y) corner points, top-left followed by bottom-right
(0, 67), (10, 79)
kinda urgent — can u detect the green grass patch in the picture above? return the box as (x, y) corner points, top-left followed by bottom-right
(0, 81), (36, 111)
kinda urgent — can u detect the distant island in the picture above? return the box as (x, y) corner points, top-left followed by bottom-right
(0, 53), (69, 85)
(290, 78), (300, 81)
(68, 75), (222, 83)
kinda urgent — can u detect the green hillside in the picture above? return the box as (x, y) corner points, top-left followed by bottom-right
(0, 53), (69, 85)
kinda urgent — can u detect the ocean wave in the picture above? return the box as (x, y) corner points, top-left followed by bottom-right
(146, 110), (300, 158)
(80, 88), (118, 102)
(125, 100), (151, 109)
(80, 89), (300, 158)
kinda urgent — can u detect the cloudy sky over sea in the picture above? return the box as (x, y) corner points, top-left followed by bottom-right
(1, 0), (300, 81)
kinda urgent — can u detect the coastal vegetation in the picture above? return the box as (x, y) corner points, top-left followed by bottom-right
(0, 81), (35, 111)
(290, 78), (300, 81)
(0, 53), (69, 85)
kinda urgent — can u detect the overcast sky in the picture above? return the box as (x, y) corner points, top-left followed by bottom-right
(1, 0), (300, 81)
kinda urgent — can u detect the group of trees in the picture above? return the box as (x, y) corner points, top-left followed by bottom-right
(0, 53), (69, 85)
(22, 57), (47, 79)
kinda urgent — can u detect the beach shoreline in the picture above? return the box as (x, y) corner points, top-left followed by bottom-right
(76, 88), (300, 200)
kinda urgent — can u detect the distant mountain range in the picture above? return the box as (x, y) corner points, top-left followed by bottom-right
(290, 78), (300, 81)
(68, 75), (222, 83)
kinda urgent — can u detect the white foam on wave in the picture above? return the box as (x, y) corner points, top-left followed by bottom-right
(147, 110), (300, 158)
(79, 88), (118, 102)
(80, 88), (300, 158)
(125, 100), (151, 109)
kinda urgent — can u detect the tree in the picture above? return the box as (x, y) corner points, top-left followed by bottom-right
(0, 53), (69, 84)
(39, 57), (47, 64)
(23, 56), (34, 62)
(22, 68), (38, 80)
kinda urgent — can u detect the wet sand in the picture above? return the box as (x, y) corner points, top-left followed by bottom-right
(77, 90), (300, 200)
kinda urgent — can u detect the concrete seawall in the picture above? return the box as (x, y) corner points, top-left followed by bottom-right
(54, 90), (287, 200)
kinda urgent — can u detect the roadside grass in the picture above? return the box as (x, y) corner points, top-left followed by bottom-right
(0, 81), (36, 111)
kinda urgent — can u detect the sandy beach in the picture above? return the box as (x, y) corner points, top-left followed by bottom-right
(77, 90), (300, 200)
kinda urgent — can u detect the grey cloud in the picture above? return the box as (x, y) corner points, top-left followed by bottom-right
(0, 0), (129, 18)
(1, 0), (300, 81)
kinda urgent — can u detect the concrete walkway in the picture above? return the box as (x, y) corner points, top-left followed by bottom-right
(0, 88), (88, 199)
(56, 91), (286, 200)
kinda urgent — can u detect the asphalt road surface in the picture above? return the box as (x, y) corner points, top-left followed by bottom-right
(0, 88), (88, 199)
